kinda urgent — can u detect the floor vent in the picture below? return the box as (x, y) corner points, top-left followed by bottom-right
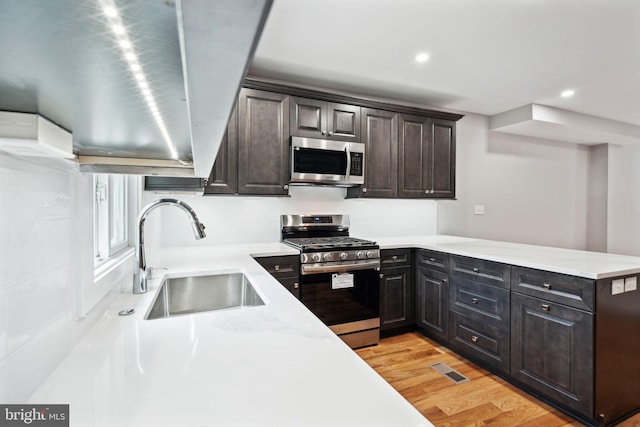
(430, 362), (470, 384)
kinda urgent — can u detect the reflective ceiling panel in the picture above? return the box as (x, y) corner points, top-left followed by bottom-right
(0, 0), (191, 161)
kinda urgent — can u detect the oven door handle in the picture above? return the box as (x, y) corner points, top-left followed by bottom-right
(301, 260), (380, 275)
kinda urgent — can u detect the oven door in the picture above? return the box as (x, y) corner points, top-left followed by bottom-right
(299, 269), (380, 328)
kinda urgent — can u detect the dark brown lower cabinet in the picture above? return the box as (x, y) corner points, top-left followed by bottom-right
(511, 292), (594, 418)
(415, 265), (449, 343)
(380, 266), (413, 330)
(253, 255), (300, 299)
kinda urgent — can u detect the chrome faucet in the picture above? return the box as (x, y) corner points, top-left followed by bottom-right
(133, 198), (206, 294)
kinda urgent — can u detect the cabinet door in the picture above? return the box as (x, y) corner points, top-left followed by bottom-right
(415, 266), (449, 342)
(205, 104), (238, 194)
(357, 108), (398, 198)
(290, 96), (325, 138)
(327, 102), (360, 141)
(511, 293), (594, 417)
(237, 88), (290, 195)
(429, 118), (456, 198)
(380, 266), (414, 330)
(398, 114), (430, 198)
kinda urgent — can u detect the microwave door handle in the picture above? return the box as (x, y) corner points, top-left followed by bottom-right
(345, 146), (351, 178)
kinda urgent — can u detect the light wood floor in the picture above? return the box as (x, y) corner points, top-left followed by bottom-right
(356, 332), (640, 426)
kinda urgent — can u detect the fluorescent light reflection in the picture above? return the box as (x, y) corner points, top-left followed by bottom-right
(100, 0), (178, 160)
(561, 89), (575, 98)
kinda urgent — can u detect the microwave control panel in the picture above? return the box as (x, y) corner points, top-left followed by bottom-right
(350, 152), (363, 177)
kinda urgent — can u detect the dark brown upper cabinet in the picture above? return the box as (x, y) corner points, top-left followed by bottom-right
(290, 96), (361, 141)
(430, 118), (456, 199)
(237, 88), (290, 196)
(205, 104), (238, 195)
(398, 114), (456, 199)
(348, 108), (398, 198)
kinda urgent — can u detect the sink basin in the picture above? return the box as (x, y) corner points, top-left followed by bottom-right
(146, 273), (265, 320)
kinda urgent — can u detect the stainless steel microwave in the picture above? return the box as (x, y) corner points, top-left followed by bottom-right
(290, 136), (365, 186)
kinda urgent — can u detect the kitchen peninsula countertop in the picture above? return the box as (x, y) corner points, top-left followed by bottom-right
(371, 235), (640, 279)
(27, 243), (433, 427)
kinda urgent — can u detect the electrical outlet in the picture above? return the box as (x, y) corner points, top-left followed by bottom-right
(474, 205), (485, 215)
(612, 279), (625, 295)
(625, 276), (637, 292)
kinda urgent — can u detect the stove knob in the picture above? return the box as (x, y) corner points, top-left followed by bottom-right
(323, 253), (332, 261)
(356, 251), (365, 259)
(366, 250), (376, 259)
(311, 253), (321, 262)
(340, 252), (349, 260)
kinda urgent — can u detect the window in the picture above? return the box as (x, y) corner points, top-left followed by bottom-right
(94, 174), (132, 265)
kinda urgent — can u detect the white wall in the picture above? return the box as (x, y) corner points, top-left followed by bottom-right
(438, 113), (591, 250)
(607, 143), (640, 256)
(141, 186), (438, 257)
(0, 153), (129, 403)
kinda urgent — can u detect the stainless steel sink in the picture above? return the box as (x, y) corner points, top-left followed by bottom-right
(145, 273), (265, 320)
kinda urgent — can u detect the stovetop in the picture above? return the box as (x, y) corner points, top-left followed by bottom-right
(283, 236), (378, 251)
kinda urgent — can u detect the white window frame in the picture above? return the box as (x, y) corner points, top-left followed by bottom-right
(94, 174), (139, 268)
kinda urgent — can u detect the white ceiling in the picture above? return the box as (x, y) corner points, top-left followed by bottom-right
(250, 0), (640, 127)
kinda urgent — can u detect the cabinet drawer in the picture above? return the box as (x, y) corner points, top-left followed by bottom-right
(277, 276), (300, 299)
(511, 267), (595, 312)
(415, 249), (449, 272)
(254, 255), (299, 278)
(450, 255), (510, 289)
(450, 277), (510, 330)
(381, 249), (411, 267)
(449, 311), (510, 373)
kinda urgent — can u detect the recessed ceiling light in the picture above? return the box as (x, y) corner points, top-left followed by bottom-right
(561, 89), (575, 98)
(415, 52), (430, 63)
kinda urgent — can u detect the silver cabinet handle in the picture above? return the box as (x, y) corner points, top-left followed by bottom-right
(362, 187), (367, 193)
(429, 257), (436, 262)
(471, 298), (479, 304)
(392, 255), (398, 261)
(424, 190), (429, 194)
(471, 336), (479, 343)
(541, 304), (550, 311)
(542, 283), (551, 290)
(283, 184), (289, 190)
(379, 273), (384, 279)
(321, 130), (326, 135)
(473, 267), (480, 273)
(294, 282), (299, 289)
(328, 131), (333, 136)
(274, 264), (280, 271)
(442, 279), (448, 285)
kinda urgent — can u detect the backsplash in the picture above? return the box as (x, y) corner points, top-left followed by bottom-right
(0, 153), (125, 403)
(141, 186), (438, 256)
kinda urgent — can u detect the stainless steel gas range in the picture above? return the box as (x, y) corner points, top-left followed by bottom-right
(281, 214), (380, 348)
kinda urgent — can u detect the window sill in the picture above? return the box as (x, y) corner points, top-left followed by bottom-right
(94, 247), (135, 283)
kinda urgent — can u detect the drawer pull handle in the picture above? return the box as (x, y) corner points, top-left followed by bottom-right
(473, 267), (480, 273)
(429, 257), (436, 262)
(274, 265), (280, 271)
(471, 336), (479, 343)
(392, 255), (398, 261)
(542, 283), (551, 290)
(442, 279), (448, 285)
(294, 282), (299, 289)
(471, 298), (479, 304)
(541, 304), (550, 311)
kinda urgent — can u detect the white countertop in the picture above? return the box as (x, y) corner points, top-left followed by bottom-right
(27, 236), (640, 426)
(371, 235), (640, 279)
(28, 243), (432, 427)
